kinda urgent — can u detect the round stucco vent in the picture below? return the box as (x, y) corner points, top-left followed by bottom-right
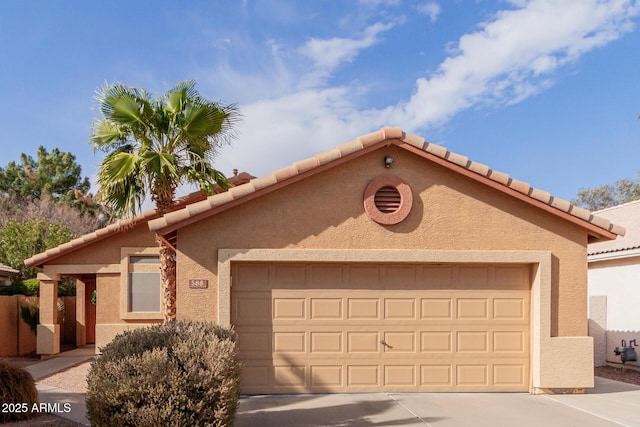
(364, 175), (413, 225)
(374, 187), (402, 213)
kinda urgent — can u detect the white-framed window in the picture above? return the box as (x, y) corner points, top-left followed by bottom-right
(120, 248), (163, 320)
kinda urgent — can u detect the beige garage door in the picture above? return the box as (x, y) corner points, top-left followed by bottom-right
(232, 262), (530, 393)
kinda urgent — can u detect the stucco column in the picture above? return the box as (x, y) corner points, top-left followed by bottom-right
(37, 278), (60, 355)
(75, 279), (86, 347)
(589, 296), (607, 367)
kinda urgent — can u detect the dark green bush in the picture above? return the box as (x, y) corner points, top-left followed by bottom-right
(86, 321), (241, 427)
(0, 359), (39, 423)
(0, 280), (29, 296)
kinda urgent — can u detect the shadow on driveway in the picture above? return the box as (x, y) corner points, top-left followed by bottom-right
(236, 394), (445, 426)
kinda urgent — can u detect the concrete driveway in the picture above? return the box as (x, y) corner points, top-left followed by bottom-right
(235, 377), (640, 427)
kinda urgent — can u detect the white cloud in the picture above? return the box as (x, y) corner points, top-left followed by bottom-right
(214, 0), (639, 178)
(390, 0), (639, 129)
(299, 22), (395, 85)
(416, 2), (441, 23)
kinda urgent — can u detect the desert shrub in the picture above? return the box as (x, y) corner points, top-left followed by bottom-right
(86, 321), (241, 427)
(0, 359), (38, 423)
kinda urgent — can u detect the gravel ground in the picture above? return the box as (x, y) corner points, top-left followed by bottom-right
(38, 361), (91, 394)
(595, 365), (640, 386)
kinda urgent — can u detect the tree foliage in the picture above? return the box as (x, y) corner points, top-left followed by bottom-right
(91, 80), (240, 321)
(572, 173), (640, 211)
(92, 80), (240, 217)
(0, 218), (75, 279)
(0, 146), (109, 279)
(0, 145), (90, 202)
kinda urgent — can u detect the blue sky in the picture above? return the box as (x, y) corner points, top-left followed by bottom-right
(1, 0), (639, 206)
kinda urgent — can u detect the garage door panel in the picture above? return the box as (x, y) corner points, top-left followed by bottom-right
(382, 331), (416, 352)
(347, 332), (380, 352)
(384, 365), (416, 386)
(233, 263), (530, 393)
(347, 365), (380, 387)
(421, 298), (453, 319)
(456, 298), (489, 319)
(310, 298), (342, 319)
(273, 298), (306, 320)
(310, 332), (343, 352)
(347, 298), (380, 319)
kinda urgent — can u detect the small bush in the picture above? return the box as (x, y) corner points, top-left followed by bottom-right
(0, 280), (28, 296)
(86, 321), (241, 427)
(0, 359), (39, 423)
(22, 278), (40, 296)
(20, 300), (39, 335)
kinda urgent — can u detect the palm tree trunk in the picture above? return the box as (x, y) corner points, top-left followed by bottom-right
(158, 236), (176, 321)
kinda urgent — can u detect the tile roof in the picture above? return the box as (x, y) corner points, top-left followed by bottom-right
(25, 128), (625, 269)
(24, 172), (255, 268)
(148, 127), (625, 241)
(0, 263), (19, 275)
(588, 199), (640, 256)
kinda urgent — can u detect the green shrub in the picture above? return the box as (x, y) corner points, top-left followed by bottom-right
(0, 280), (28, 296)
(86, 321), (241, 427)
(22, 278), (40, 296)
(0, 359), (39, 423)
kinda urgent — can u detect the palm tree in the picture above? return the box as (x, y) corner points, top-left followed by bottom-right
(91, 80), (240, 321)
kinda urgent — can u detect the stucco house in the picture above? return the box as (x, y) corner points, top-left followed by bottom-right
(588, 200), (640, 367)
(0, 263), (19, 286)
(25, 127), (624, 394)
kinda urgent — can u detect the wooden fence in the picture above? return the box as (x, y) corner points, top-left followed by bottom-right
(0, 295), (76, 356)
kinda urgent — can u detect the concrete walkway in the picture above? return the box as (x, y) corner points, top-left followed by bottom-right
(25, 347), (94, 426)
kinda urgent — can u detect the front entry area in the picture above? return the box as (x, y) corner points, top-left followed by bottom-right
(232, 262), (531, 394)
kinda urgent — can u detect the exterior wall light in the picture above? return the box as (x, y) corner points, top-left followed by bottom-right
(384, 155), (395, 168)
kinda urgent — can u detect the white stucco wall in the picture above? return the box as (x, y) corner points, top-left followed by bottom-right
(588, 255), (640, 367)
(588, 256), (640, 332)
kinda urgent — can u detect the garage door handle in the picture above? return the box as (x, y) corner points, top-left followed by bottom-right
(380, 339), (393, 348)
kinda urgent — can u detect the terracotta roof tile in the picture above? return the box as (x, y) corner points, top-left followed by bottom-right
(381, 126), (404, 140)
(251, 174), (278, 191)
(338, 140), (363, 157)
(424, 142), (447, 158)
(467, 161), (490, 177)
(507, 178), (531, 195)
(358, 130), (387, 147)
(145, 128), (624, 243)
(0, 263), (19, 275)
(23, 176), (250, 268)
(229, 182), (256, 200)
(402, 133), (426, 150)
(315, 147), (342, 165)
(550, 197), (571, 212)
(487, 170), (510, 186)
(26, 128), (624, 268)
(529, 188), (552, 204)
(445, 152), (469, 168)
(294, 157), (319, 174)
(273, 165), (298, 182)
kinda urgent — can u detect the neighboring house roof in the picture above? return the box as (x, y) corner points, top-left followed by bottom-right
(24, 172), (255, 268)
(0, 263), (19, 276)
(148, 127), (625, 241)
(588, 199), (640, 258)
